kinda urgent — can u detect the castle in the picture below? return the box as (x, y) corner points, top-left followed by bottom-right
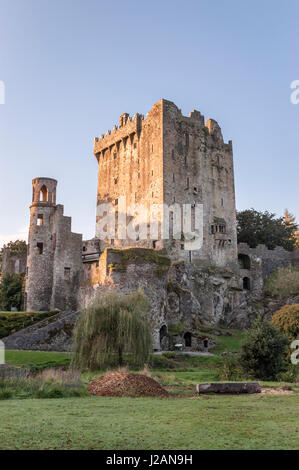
(5, 99), (298, 351)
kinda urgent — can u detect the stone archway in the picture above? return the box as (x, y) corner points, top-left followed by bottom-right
(159, 325), (168, 351)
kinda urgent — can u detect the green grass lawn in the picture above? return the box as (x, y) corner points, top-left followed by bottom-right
(2, 339), (299, 450)
(5, 350), (71, 370)
(0, 393), (298, 450)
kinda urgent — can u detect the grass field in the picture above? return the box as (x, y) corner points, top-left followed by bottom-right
(1, 330), (298, 450)
(0, 393), (298, 450)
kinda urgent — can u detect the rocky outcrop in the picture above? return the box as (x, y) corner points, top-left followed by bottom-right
(263, 295), (299, 320)
(2, 311), (78, 352)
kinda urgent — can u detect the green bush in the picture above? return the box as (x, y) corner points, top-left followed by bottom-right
(240, 318), (289, 380)
(0, 311), (58, 338)
(265, 267), (299, 299)
(272, 304), (299, 340)
(218, 353), (244, 381)
(0, 273), (23, 311)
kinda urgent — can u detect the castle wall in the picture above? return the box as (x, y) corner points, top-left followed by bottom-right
(94, 103), (164, 250)
(50, 205), (82, 311)
(78, 247), (257, 351)
(94, 99), (238, 268)
(162, 100), (238, 268)
(25, 178), (82, 312)
(1, 249), (27, 276)
(237, 243), (296, 280)
(26, 203), (57, 311)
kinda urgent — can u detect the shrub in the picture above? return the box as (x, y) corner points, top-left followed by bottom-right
(265, 267), (299, 299)
(218, 353), (244, 381)
(240, 318), (289, 380)
(0, 311), (58, 338)
(72, 289), (152, 370)
(272, 304), (299, 340)
(0, 273), (23, 311)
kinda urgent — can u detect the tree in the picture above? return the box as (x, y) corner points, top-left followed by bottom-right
(284, 209), (299, 250)
(240, 318), (289, 380)
(237, 209), (297, 251)
(72, 289), (152, 370)
(272, 305), (299, 341)
(0, 273), (23, 311)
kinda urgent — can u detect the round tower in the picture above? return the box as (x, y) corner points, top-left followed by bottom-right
(25, 178), (58, 311)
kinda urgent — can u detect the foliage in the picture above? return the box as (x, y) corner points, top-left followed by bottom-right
(0, 369), (86, 400)
(218, 353), (243, 381)
(265, 267), (299, 299)
(237, 209), (297, 251)
(0, 273), (23, 311)
(108, 248), (171, 278)
(283, 209), (299, 250)
(240, 318), (289, 380)
(72, 289), (152, 370)
(271, 304), (299, 340)
(0, 311), (59, 339)
(167, 323), (187, 336)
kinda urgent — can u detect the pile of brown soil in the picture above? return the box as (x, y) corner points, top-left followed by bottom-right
(87, 371), (169, 398)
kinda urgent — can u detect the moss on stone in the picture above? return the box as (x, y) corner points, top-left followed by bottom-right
(167, 322), (187, 336)
(108, 248), (171, 278)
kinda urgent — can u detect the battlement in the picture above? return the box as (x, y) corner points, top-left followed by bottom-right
(94, 112), (144, 158)
(94, 99), (231, 161)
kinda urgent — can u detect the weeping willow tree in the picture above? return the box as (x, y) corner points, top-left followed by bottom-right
(72, 289), (152, 370)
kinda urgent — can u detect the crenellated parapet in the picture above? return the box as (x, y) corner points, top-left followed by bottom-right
(94, 112), (144, 161)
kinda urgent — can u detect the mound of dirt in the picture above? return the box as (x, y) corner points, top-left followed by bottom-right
(87, 371), (169, 398)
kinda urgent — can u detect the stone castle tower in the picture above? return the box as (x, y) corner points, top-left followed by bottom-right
(25, 177), (82, 312)
(94, 99), (238, 269)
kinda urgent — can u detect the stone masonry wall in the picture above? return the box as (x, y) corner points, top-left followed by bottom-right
(1, 249), (27, 276)
(162, 100), (238, 269)
(25, 178), (82, 312)
(238, 243), (296, 280)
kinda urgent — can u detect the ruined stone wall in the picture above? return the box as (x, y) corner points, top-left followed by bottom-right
(78, 247), (257, 351)
(238, 243), (295, 280)
(1, 249), (27, 276)
(25, 178), (82, 312)
(26, 178), (58, 311)
(50, 205), (82, 311)
(291, 250), (299, 269)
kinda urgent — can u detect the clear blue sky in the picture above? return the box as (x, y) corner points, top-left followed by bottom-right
(0, 0), (298, 247)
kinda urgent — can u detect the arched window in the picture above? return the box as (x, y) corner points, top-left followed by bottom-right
(40, 185), (48, 202)
(238, 254), (251, 270)
(243, 277), (251, 290)
(184, 332), (192, 347)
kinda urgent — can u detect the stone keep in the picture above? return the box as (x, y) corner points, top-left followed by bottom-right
(94, 99), (238, 269)
(25, 177), (82, 312)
